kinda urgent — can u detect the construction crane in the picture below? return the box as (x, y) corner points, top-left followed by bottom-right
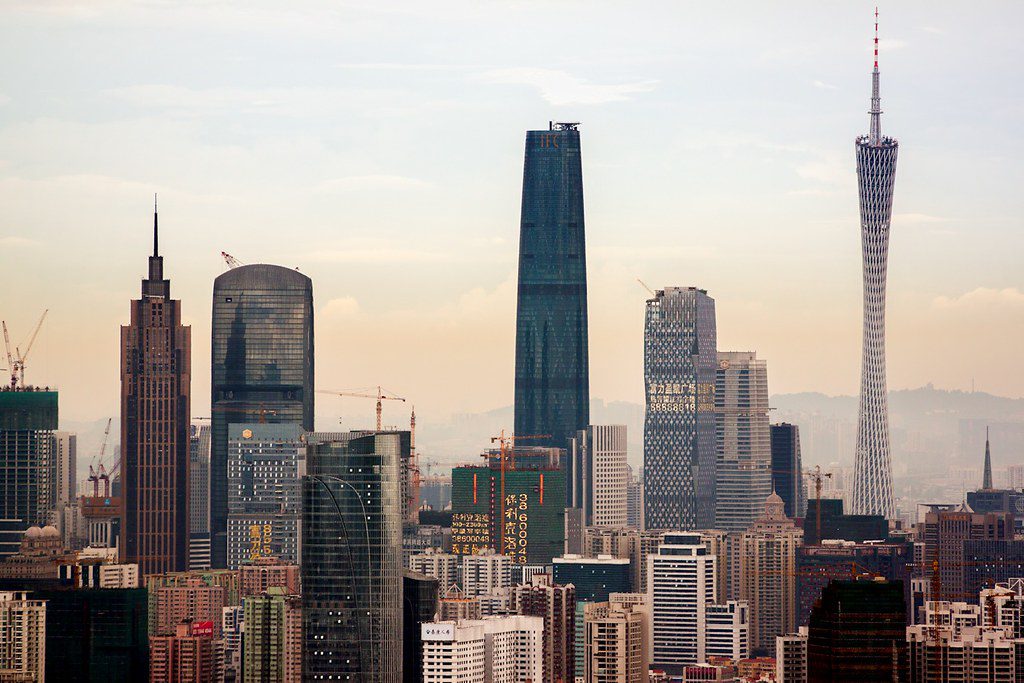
(318, 386), (405, 431)
(87, 418), (113, 497)
(406, 408), (420, 524)
(222, 252), (245, 269)
(488, 430), (550, 556)
(2, 309), (49, 389)
(636, 278), (656, 297)
(803, 465), (834, 544)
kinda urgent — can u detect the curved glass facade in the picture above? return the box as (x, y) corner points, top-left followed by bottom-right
(514, 123), (590, 451)
(302, 432), (403, 682)
(211, 264), (313, 568)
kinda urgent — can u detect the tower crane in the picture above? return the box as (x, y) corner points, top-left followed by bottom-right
(636, 278), (656, 297)
(2, 309), (49, 389)
(318, 386), (405, 431)
(212, 403), (278, 424)
(803, 465), (834, 543)
(87, 418), (113, 498)
(221, 252), (245, 269)
(487, 430), (550, 555)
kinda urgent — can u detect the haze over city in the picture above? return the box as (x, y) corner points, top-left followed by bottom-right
(1, 1), (1021, 430)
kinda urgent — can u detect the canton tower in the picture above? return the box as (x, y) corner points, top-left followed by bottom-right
(852, 9), (898, 519)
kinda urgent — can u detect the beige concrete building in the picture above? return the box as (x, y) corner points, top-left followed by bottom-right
(583, 594), (650, 683)
(0, 591), (46, 683)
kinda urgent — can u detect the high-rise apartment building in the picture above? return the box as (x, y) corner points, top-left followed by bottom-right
(715, 351), (772, 532)
(226, 424), (305, 569)
(238, 557), (300, 598)
(583, 595), (651, 683)
(514, 122), (590, 452)
(211, 264), (313, 568)
(420, 616), (544, 683)
(643, 287), (717, 530)
(409, 548), (459, 590)
(775, 628), (808, 683)
(121, 206), (191, 576)
(922, 506), (1012, 603)
(736, 492), (802, 652)
(648, 532), (717, 672)
(705, 600), (750, 661)
(512, 573), (576, 683)
(569, 425), (628, 528)
(807, 578), (906, 682)
(221, 605), (243, 682)
(150, 619), (225, 683)
(461, 551), (512, 597)
(907, 625), (1022, 683)
(188, 421), (211, 570)
(1, 389), (58, 531)
(53, 431), (76, 510)
(0, 591), (46, 682)
(626, 466), (643, 530)
(243, 586), (302, 683)
(302, 432), (402, 681)
(852, 11), (900, 519)
(154, 579), (227, 638)
(770, 423), (807, 519)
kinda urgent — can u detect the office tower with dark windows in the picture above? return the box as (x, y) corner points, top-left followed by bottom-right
(403, 569), (439, 683)
(714, 351), (772, 533)
(188, 421), (211, 570)
(121, 204), (191, 575)
(770, 424), (807, 519)
(514, 122), (590, 452)
(211, 264), (313, 569)
(226, 423), (305, 569)
(302, 432), (403, 681)
(0, 389), (58, 531)
(806, 578), (906, 682)
(568, 424), (628, 528)
(643, 287), (717, 531)
(852, 11), (899, 519)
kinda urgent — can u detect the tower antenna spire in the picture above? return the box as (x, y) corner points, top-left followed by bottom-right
(868, 7), (883, 145)
(153, 193), (159, 257)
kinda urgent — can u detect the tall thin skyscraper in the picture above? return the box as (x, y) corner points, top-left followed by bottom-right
(643, 287), (717, 530)
(714, 351), (772, 533)
(210, 264), (313, 568)
(514, 122), (590, 451)
(568, 424), (628, 527)
(770, 423), (807, 519)
(121, 202), (191, 575)
(852, 10), (899, 519)
(982, 427), (993, 490)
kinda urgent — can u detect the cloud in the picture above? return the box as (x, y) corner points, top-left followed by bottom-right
(0, 236), (40, 247)
(478, 68), (656, 106)
(812, 80), (838, 91)
(321, 296), (361, 319)
(932, 287), (1024, 310)
(312, 175), (431, 193)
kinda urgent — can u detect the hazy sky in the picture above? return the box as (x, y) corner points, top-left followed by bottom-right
(1, 1), (1022, 429)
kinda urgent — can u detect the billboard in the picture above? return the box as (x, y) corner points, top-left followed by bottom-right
(192, 620), (214, 637)
(421, 622), (455, 641)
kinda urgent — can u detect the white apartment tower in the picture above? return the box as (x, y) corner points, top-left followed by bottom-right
(570, 425), (629, 528)
(0, 591), (46, 682)
(461, 551), (512, 597)
(421, 616), (543, 683)
(647, 533), (717, 671)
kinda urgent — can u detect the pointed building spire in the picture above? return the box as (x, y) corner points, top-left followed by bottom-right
(868, 7), (883, 146)
(983, 426), (993, 490)
(153, 193), (159, 257)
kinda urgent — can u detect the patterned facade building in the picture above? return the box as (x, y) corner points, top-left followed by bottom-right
(714, 351), (772, 533)
(121, 206), (191, 575)
(568, 425), (628, 528)
(514, 122), (590, 452)
(211, 264), (313, 569)
(643, 287), (718, 531)
(302, 432), (403, 681)
(852, 13), (900, 519)
(0, 389), (58, 531)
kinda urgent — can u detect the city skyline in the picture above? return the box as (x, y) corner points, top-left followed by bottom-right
(2, 2), (1022, 428)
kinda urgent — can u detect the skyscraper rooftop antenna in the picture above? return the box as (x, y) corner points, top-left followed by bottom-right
(153, 193), (159, 257)
(868, 7), (883, 145)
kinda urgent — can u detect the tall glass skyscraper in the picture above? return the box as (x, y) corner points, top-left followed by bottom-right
(852, 12), (898, 519)
(514, 122), (589, 451)
(210, 264), (313, 568)
(643, 287), (717, 530)
(121, 205), (191, 575)
(302, 432), (403, 682)
(714, 351), (772, 533)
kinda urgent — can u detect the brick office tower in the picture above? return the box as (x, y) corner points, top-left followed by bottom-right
(122, 200), (191, 575)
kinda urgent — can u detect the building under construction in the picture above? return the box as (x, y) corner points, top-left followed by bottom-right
(450, 446), (566, 564)
(0, 388), (58, 534)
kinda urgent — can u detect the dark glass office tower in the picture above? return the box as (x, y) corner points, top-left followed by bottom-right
(643, 287), (717, 530)
(770, 423), (807, 519)
(210, 264), (313, 568)
(514, 122), (589, 450)
(121, 205), (191, 575)
(302, 432), (403, 682)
